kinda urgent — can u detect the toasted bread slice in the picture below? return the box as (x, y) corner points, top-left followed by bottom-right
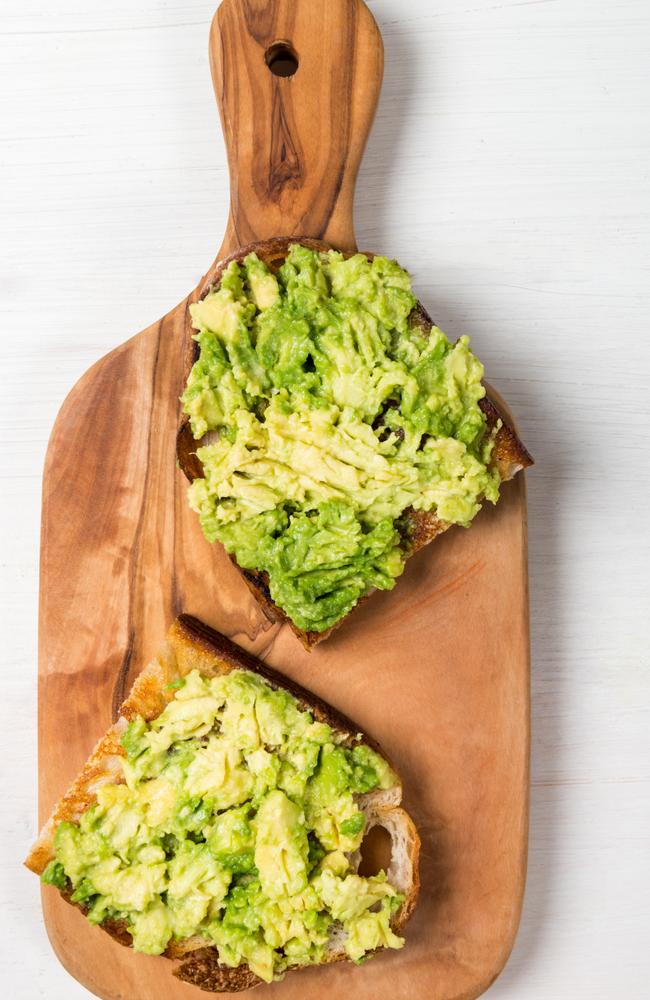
(26, 615), (420, 992)
(177, 238), (533, 650)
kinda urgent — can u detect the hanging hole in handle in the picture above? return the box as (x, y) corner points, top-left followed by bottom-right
(265, 41), (299, 78)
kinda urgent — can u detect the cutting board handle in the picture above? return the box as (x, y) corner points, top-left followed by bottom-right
(211, 0), (384, 257)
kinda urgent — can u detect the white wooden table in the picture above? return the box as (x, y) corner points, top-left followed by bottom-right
(1, 1), (649, 996)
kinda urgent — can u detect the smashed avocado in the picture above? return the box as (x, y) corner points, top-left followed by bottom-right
(182, 244), (500, 632)
(42, 670), (403, 982)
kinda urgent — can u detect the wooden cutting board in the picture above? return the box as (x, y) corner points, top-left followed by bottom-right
(38, 1), (530, 998)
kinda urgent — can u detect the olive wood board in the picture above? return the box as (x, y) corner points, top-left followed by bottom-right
(37, 1), (530, 999)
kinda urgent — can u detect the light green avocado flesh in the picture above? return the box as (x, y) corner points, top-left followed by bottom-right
(42, 670), (403, 982)
(181, 245), (501, 633)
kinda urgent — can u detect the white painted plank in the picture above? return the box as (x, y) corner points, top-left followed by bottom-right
(1, 0), (649, 996)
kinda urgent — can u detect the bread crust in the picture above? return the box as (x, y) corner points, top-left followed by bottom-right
(176, 237), (533, 649)
(26, 615), (420, 993)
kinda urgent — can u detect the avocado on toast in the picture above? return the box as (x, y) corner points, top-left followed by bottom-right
(26, 615), (420, 991)
(177, 239), (533, 649)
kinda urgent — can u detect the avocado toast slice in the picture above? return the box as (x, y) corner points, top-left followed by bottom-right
(26, 615), (419, 991)
(177, 238), (532, 650)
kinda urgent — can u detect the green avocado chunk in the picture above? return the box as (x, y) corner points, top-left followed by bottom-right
(43, 670), (403, 982)
(181, 245), (500, 633)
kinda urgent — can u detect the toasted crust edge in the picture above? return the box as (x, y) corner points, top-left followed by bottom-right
(27, 615), (420, 992)
(176, 236), (533, 650)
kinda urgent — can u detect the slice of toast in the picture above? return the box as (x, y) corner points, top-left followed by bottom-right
(177, 238), (534, 650)
(26, 614), (420, 993)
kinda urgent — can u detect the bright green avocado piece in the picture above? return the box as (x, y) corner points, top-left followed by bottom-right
(182, 244), (501, 633)
(43, 669), (403, 981)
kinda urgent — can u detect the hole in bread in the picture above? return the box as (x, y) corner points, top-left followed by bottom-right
(358, 824), (392, 878)
(265, 42), (299, 78)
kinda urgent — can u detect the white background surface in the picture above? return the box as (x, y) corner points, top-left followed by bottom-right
(1, 0), (649, 996)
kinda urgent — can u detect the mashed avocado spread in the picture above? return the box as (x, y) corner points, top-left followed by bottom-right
(42, 670), (403, 982)
(182, 245), (500, 633)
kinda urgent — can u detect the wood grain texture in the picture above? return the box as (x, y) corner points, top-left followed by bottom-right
(36, 2), (529, 999)
(5, 2), (650, 999)
(212, 0), (383, 255)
